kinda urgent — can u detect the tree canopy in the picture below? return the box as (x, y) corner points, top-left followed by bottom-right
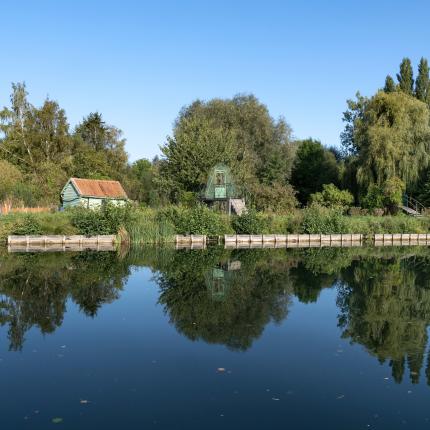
(291, 139), (340, 205)
(158, 94), (298, 209)
(345, 91), (430, 190)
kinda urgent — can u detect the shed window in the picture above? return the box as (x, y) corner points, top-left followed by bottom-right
(215, 171), (225, 185)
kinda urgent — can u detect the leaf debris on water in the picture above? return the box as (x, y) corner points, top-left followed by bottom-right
(52, 417), (63, 424)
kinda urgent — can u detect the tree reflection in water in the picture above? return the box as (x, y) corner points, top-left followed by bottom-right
(156, 249), (294, 351)
(2, 246), (430, 386)
(0, 251), (131, 350)
(337, 253), (430, 385)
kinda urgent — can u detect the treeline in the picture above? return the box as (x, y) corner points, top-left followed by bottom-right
(157, 56), (430, 211)
(3, 57), (430, 211)
(0, 83), (157, 206)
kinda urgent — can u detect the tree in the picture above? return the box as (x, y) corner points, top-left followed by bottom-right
(126, 158), (160, 205)
(340, 92), (368, 156)
(0, 83), (33, 167)
(0, 159), (23, 201)
(74, 112), (128, 179)
(0, 84), (73, 171)
(0, 84), (132, 206)
(397, 58), (414, 95)
(291, 139), (340, 204)
(349, 91), (430, 189)
(158, 95), (296, 203)
(415, 57), (430, 103)
(384, 75), (396, 93)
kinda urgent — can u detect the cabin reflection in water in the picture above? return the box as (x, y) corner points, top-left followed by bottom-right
(206, 260), (241, 300)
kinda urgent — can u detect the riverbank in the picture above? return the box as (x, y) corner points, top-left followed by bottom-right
(2, 205), (430, 246)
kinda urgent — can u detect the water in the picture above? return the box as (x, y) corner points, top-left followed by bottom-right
(1, 246), (430, 429)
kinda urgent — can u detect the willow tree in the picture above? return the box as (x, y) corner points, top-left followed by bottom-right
(351, 91), (430, 189)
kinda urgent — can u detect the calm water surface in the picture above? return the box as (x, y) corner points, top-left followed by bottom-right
(1, 246), (430, 429)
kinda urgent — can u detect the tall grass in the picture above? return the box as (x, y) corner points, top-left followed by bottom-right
(126, 208), (176, 244)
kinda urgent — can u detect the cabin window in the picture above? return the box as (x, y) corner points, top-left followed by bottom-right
(215, 171), (225, 185)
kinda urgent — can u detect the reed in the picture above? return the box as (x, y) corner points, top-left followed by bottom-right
(126, 208), (176, 244)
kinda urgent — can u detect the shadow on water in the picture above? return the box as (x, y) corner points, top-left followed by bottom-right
(2, 246), (430, 386)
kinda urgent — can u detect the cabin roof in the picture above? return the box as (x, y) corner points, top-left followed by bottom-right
(67, 178), (128, 199)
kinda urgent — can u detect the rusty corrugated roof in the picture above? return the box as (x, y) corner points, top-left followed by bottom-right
(70, 178), (128, 199)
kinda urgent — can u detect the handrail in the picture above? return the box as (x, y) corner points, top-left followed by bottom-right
(403, 194), (426, 213)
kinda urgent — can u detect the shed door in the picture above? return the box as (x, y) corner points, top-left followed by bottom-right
(214, 171), (226, 198)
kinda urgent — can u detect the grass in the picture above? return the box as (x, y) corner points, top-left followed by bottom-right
(125, 207), (177, 244)
(0, 212), (77, 243)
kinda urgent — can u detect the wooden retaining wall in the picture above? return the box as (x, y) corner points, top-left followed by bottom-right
(175, 235), (207, 245)
(7, 235), (117, 252)
(373, 233), (430, 246)
(8, 235), (117, 246)
(224, 234), (363, 247)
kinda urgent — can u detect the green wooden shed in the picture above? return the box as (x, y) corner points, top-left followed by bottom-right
(201, 164), (246, 214)
(61, 178), (128, 209)
(202, 164), (238, 200)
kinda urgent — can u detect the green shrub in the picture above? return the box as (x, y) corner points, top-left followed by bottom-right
(302, 204), (348, 233)
(11, 214), (42, 235)
(247, 182), (298, 213)
(362, 184), (385, 209)
(159, 204), (232, 235)
(362, 178), (405, 212)
(309, 184), (354, 210)
(231, 209), (268, 234)
(383, 177), (405, 210)
(70, 202), (133, 236)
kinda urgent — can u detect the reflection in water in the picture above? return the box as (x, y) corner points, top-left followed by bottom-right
(156, 249), (294, 350)
(338, 256), (430, 385)
(2, 246), (430, 386)
(0, 252), (131, 350)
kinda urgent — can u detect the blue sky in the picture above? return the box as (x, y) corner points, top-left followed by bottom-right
(2, 0), (430, 161)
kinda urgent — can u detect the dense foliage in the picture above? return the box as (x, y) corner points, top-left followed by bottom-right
(157, 95), (297, 209)
(342, 57), (430, 206)
(291, 139), (340, 204)
(69, 202), (133, 236)
(309, 184), (354, 210)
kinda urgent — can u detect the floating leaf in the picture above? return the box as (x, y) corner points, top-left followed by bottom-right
(52, 417), (63, 424)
